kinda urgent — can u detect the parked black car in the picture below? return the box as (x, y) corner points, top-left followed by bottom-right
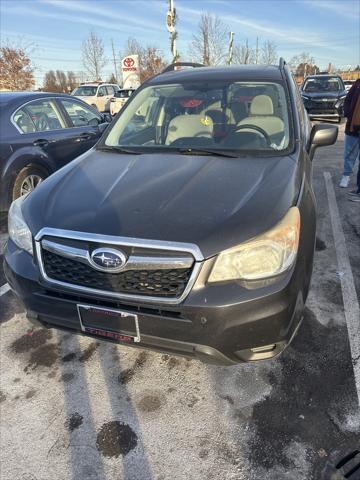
(300, 74), (347, 122)
(4, 60), (338, 365)
(0, 92), (111, 211)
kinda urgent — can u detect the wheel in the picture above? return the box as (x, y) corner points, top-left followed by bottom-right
(12, 165), (49, 201)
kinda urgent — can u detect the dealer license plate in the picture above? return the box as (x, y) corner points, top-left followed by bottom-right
(77, 304), (140, 343)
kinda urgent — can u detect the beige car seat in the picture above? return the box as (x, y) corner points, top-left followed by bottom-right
(165, 114), (213, 145)
(237, 95), (284, 141)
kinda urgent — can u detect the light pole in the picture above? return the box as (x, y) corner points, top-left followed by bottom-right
(166, 0), (178, 62)
(228, 32), (234, 65)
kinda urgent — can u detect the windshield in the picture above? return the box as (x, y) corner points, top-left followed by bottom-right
(104, 81), (291, 153)
(303, 77), (343, 93)
(72, 86), (97, 96)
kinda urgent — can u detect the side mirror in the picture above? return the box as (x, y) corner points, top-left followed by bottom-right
(98, 91), (104, 97)
(308, 124), (338, 160)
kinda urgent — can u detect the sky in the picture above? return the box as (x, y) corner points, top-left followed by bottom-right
(1, 0), (359, 87)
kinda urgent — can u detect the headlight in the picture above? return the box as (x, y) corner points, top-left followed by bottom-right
(208, 207), (300, 283)
(8, 195), (33, 255)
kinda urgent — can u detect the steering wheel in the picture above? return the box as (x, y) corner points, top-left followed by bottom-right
(235, 124), (271, 147)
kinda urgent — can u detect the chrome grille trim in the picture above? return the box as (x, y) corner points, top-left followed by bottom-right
(42, 238), (194, 271)
(35, 228), (204, 305)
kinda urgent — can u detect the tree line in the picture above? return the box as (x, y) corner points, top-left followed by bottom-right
(1, 11), (358, 91)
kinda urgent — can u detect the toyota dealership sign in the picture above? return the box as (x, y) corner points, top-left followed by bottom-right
(121, 55), (140, 89)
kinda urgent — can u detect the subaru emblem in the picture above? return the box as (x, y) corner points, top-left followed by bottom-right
(89, 248), (127, 273)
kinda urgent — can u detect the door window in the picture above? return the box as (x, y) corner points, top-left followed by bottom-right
(60, 99), (102, 127)
(13, 109), (36, 133)
(106, 86), (115, 95)
(14, 99), (65, 133)
(98, 86), (107, 97)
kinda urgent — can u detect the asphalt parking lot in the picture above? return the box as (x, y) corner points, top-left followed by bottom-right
(0, 123), (359, 480)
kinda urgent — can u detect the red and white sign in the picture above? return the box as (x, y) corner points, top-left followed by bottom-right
(121, 55), (140, 89)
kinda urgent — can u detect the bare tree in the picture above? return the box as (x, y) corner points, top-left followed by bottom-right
(43, 70), (79, 92)
(188, 13), (228, 65)
(67, 71), (78, 91)
(43, 70), (59, 92)
(123, 37), (144, 59)
(56, 70), (67, 91)
(107, 73), (117, 84)
(141, 47), (166, 81)
(0, 46), (34, 90)
(261, 40), (278, 65)
(289, 52), (319, 77)
(233, 40), (255, 65)
(82, 31), (107, 80)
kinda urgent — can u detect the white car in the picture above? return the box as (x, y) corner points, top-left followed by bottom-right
(71, 83), (120, 112)
(110, 88), (135, 116)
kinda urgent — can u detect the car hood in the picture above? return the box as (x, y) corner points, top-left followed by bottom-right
(24, 149), (302, 258)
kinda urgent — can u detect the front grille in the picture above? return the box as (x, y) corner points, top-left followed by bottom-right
(42, 249), (192, 298)
(308, 100), (337, 112)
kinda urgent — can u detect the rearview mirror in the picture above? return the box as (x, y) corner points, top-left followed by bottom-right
(308, 124), (338, 160)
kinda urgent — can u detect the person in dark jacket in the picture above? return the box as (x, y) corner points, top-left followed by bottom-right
(339, 79), (360, 201)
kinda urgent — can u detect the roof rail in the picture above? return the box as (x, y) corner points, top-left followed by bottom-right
(161, 62), (205, 74)
(279, 57), (286, 69)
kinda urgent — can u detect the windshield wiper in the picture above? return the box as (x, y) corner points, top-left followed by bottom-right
(176, 148), (239, 158)
(97, 146), (142, 155)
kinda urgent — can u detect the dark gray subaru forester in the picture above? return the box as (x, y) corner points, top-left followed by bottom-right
(4, 60), (338, 365)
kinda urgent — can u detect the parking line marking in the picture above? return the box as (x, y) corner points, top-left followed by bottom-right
(0, 283), (10, 297)
(324, 172), (360, 405)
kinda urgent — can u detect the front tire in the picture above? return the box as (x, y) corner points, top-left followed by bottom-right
(12, 165), (49, 201)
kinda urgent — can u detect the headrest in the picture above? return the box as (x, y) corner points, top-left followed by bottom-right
(250, 95), (274, 115)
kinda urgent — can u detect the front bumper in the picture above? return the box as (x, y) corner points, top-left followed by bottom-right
(4, 226), (312, 365)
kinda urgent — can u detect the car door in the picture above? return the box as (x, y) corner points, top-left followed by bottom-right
(11, 98), (77, 170)
(97, 86), (108, 112)
(105, 86), (116, 112)
(57, 98), (105, 157)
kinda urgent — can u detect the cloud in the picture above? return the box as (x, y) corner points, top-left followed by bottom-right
(39, 0), (163, 32)
(3, 2), (163, 35)
(176, 4), (329, 48)
(297, 0), (359, 20)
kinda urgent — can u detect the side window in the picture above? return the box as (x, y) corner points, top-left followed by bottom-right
(60, 100), (102, 127)
(98, 86), (107, 97)
(16, 99), (65, 132)
(13, 109), (36, 134)
(106, 86), (115, 96)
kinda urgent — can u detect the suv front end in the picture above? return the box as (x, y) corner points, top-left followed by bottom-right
(4, 184), (314, 365)
(4, 62), (337, 365)
(300, 75), (347, 122)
